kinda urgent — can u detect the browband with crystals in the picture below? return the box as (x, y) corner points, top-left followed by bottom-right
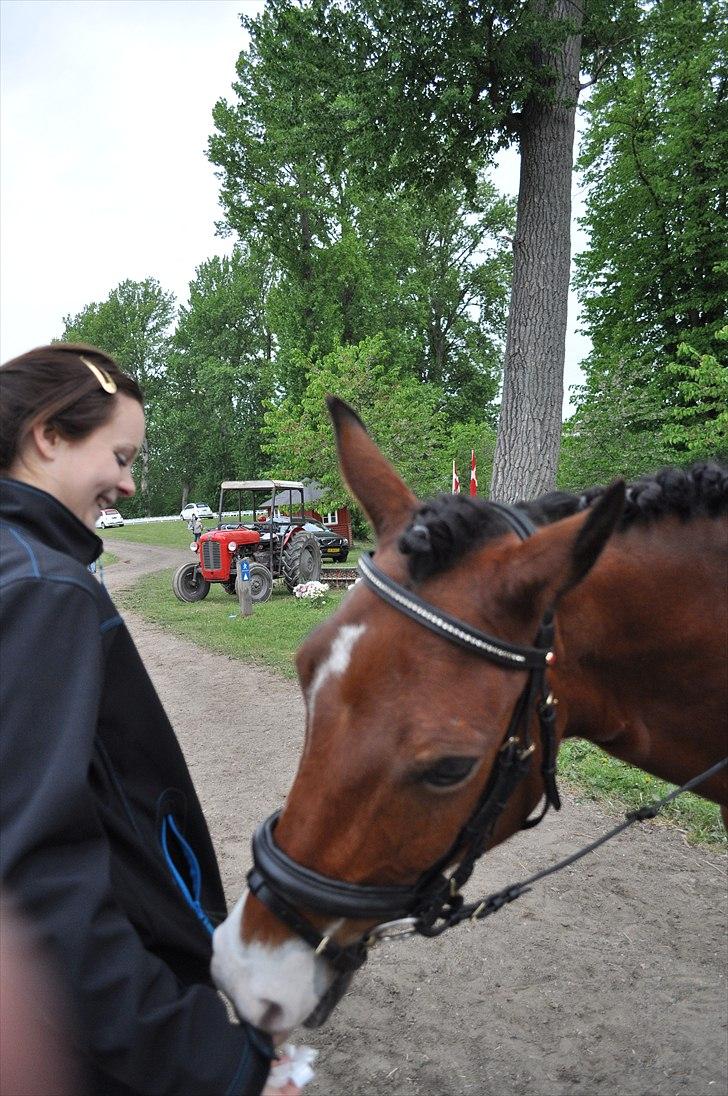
(80, 355), (117, 394)
(357, 551), (549, 669)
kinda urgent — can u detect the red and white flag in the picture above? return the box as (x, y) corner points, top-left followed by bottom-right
(452, 461), (460, 494)
(470, 450), (477, 496)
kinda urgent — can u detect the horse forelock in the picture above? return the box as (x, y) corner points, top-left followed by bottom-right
(398, 494), (514, 583)
(399, 461), (728, 584)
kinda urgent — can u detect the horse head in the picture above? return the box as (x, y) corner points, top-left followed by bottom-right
(212, 397), (625, 1035)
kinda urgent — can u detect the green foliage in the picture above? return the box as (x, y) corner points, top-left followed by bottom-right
(208, 0), (513, 420)
(661, 327), (728, 460)
(450, 419), (498, 496)
(558, 361), (672, 490)
(342, 0), (639, 193)
(571, 0), (728, 477)
(167, 244), (276, 505)
(262, 335), (452, 520)
(60, 278), (177, 517)
(61, 278), (176, 388)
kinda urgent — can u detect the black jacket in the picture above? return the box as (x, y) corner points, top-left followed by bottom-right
(0, 479), (272, 1095)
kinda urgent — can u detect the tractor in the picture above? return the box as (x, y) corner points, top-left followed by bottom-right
(172, 480), (322, 604)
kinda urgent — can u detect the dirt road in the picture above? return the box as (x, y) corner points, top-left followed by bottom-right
(106, 544), (727, 1096)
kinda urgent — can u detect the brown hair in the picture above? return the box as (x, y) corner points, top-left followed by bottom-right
(0, 343), (143, 472)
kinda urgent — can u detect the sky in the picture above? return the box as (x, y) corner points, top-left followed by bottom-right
(1, 0), (589, 415)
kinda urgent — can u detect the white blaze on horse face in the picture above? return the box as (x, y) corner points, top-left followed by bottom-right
(211, 893), (336, 1034)
(307, 622), (366, 716)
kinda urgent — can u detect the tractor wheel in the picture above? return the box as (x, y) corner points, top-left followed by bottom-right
(281, 532), (322, 592)
(236, 562), (274, 604)
(172, 562), (210, 603)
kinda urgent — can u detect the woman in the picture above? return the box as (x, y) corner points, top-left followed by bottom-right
(0, 345), (297, 1095)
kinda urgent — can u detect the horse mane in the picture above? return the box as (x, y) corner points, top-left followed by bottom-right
(399, 461), (728, 584)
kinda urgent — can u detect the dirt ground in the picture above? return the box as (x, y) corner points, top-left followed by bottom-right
(106, 543), (727, 1096)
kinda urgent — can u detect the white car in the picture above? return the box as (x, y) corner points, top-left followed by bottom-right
(96, 508), (124, 529)
(180, 502), (215, 522)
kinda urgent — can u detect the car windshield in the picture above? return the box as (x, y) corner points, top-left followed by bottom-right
(272, 518), (322, 529)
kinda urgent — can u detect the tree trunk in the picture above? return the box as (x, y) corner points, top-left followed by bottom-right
(490, 1), (583, 502)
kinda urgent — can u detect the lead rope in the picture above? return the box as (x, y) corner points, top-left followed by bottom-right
(431, 755), (728, 932)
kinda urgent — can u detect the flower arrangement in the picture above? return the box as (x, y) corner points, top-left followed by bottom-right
(293, 581), (330, 604)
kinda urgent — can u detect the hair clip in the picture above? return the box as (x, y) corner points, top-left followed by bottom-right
(80, 355), (117, 394)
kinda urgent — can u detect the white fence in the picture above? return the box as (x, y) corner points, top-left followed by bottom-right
(122, 511), (247, 525)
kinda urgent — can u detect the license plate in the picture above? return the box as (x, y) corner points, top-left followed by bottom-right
(326, 547), (339, 554)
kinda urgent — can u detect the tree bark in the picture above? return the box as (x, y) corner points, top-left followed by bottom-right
(490, 1), (583, 502)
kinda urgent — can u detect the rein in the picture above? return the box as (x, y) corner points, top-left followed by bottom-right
(246, 502), (728, 1000)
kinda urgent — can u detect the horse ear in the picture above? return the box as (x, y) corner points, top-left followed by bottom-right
(559, 480), (626, 597)
(499, 481), (626, 618)
(326, 396), (417, 540)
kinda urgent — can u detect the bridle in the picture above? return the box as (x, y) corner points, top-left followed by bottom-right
(247, 504), (561, 976)
(246, 500), (728, 1026)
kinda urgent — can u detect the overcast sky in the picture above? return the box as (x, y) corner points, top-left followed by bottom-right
(1, 0), (589, 413)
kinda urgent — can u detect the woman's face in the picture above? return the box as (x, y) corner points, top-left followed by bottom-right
(49, 393), (145, 530)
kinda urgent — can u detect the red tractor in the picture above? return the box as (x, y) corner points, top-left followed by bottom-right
(172, 480), (322, 604)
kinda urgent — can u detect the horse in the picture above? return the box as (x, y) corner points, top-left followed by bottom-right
(212, 396), (728, 1037)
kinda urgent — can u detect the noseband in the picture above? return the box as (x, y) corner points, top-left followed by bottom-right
(247, 503), (561, 981)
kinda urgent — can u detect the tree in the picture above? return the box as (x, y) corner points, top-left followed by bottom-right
(262, 335), (452, 521)
(576, 0), (726, 368)
(558, 362), (670, 490)
(60, 279), (176, 515)
(208, 0), (513, 422)
(317, 0), (641, 500)
(168, 244), (276, 505)
(661, 327), (728, 461)
(569, 0), (727, 481)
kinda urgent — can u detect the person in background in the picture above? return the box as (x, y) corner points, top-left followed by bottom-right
(193, 513), (203, 542)
(0, 344), (300, 1096)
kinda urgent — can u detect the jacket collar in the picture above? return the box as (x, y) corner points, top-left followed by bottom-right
(0, 477), (103, 566)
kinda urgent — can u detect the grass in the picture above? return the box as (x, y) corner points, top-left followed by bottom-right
(101, 520), (200, 549)
(116, 567), (348, 677)
(111, 534), (726, 849)
(558, 738), (726, 847)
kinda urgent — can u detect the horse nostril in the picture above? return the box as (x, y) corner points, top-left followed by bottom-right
(259, 1000), (283, 1030)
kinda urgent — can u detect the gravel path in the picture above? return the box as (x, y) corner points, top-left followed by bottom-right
(105, 543), (728, 1096)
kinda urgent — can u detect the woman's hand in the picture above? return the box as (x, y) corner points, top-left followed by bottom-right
(262, 1043), (317, 1094)
(261, 1052), (302, 1095)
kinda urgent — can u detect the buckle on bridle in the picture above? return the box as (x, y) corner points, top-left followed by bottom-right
(364, 917), (419, 947)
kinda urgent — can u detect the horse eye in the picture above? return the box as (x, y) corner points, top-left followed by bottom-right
(421, 756), (478, 788)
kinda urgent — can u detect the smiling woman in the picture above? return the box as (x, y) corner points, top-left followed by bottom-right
(0, 344), (284, 1095)
(0, 343), (143, 499)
